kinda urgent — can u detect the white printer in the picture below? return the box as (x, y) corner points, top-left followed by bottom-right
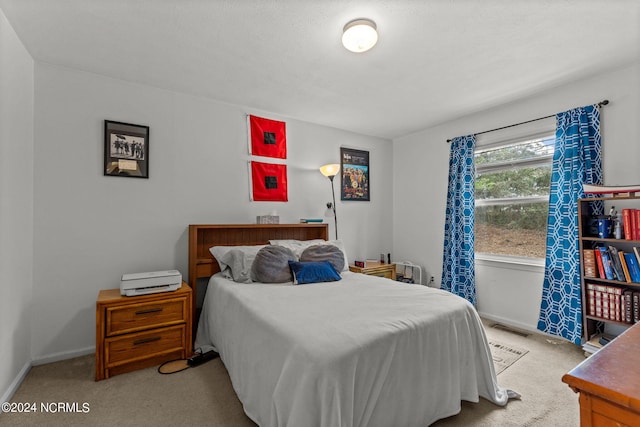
(120, 270), (182, 296)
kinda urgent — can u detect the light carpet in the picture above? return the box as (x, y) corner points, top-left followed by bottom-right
(488, 340), (529, 375)
(2, 320), (585, 426)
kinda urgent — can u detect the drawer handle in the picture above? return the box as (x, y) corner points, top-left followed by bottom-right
(135, 307), (163, 315)
(133, 336), (161, 346)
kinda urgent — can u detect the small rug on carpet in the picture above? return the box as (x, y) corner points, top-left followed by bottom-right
(488, 340), (529, 375)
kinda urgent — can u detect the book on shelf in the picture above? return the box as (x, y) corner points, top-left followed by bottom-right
(618, 251), (632, 282)
(586, 283), (596, 316)
(607, 246), (626, 282)
(622, 210), (640, 241)
(623, 208), (633, 240)
(623, 290), (634, 324)
(582, 249), (598, 278)
(594, 248), (606, 278)
(583, 183), (640, 195)
(587, 283), (624, 322)
(607, 286), (622, 322)
(634, 247), (640, 267)
(624, 252), (640, 282)
(598, 247), (615, 280)
(299, 218), (323, 223)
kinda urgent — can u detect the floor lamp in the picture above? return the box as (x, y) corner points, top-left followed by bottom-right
(319, 164), (340, 240)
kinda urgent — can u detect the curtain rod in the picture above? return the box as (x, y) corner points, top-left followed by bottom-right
(446, 99), (609, 143)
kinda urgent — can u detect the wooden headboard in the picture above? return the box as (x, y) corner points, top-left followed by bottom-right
(187, 223), (329, 333)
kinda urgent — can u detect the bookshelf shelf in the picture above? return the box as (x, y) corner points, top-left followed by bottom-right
(584, 314), (631, 327)
(582, 237), (640, 244)
(583, 277), (640, 287)
(579, 195), (640, 341)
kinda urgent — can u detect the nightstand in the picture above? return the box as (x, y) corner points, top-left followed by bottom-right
(95, 283), (192, 381)
(349, 262), (396, 280)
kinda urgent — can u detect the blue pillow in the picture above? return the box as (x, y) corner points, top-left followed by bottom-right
(288, 260), (341, 285)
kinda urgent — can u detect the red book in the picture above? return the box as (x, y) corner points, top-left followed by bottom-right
(623, 208), (633, 240)
(634, 210), (640, 240)
(594, 248), (605, 279)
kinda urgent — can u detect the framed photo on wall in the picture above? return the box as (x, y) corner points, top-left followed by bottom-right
(340, 147), (369, 201)
(104, 120), (149, 178)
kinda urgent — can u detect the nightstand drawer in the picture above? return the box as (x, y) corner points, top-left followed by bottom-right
(370, 271), (393, 279)
(106, 297), (187, 336)
(106, 325), (185, 366)
(349, 262), (396, 280)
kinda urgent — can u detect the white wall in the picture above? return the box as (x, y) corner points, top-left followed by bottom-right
(393, 62), (640, 331)
(0, 7), (34, 401)
(31, 63), (392, 361)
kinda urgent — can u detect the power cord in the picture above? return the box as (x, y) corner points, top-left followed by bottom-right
(157, 347), (219, 375)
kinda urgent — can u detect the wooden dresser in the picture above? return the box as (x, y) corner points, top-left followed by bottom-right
(349, 262), (396, 280)
(562, 323), (640, 426)
(95, 284), (192, 381)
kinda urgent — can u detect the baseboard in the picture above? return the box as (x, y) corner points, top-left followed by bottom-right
(31, 346), (95, 366)
(478, 312), (540, 335)
(1, 360), (31, 404)
(1, 346), (95, 404)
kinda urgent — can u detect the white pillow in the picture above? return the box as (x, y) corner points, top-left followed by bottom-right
(210, 245), (266, 283)
(269, 239), (349, 272)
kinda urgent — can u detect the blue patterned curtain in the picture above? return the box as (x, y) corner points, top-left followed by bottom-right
(442, 135), (476, 305)
(537, 105), (602, 344)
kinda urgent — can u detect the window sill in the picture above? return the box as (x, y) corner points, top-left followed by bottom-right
(476, 253), (545, 273)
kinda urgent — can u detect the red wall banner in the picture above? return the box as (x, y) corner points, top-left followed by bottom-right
(249, 115), (286, 159)
(251, 161), (288, 202)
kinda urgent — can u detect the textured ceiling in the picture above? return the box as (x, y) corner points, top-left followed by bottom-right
(1, 0), (639, 139)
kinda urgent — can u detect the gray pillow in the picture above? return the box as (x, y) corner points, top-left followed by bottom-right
(251, 245), (296, 283)
(300, 244), (345, 273)
(210, 245), (266, 283)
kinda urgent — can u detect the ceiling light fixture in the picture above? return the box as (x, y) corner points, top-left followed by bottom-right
(342, 18), (378, 53)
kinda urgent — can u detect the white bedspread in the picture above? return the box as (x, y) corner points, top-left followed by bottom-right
(196, 272), (513, 427)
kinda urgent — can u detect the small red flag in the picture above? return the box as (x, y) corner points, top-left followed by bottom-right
(249, 115), (286, 159)
(251, 161), (288, 202)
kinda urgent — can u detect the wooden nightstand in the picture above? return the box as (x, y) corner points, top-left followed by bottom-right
(95, 283), (192, 381)
(349, 262), (396, 280)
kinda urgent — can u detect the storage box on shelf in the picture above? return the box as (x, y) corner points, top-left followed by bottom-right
(579, 194), (640, 341)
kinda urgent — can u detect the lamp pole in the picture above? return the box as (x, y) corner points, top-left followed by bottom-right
(320, 163), (340, 241)
(329, 175), (338, 240)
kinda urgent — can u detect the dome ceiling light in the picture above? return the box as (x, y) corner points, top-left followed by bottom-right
(342, 18), (378, 53)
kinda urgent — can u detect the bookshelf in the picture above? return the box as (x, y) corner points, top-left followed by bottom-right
(579, 194), (640, 341)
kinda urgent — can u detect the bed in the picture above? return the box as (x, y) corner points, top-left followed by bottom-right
(188, 224), (515, 427)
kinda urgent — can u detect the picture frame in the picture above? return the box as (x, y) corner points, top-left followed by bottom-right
(340, 147), (369, 201)
(104, 120), (149, 178)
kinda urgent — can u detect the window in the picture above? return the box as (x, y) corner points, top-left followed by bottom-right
(474, 135), (554, 259)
